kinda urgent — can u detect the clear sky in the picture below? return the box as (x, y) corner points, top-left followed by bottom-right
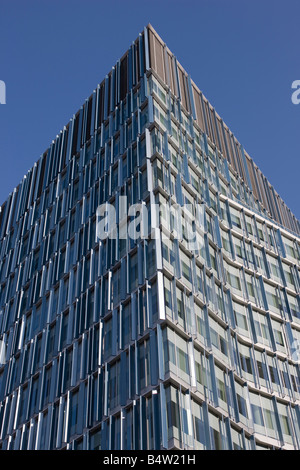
(0, 0), (299, 219)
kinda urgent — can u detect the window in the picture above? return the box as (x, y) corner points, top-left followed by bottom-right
(245, 215), (254, 237)
(103, 318), (112, 361)
(153, 102), (167, 129)
(267, 254), (282, 284)
(264, 283), (282, 316)
(194, 302), (207, 347)
(233, 236), (246, 264)
(215, 366), (228, 412)
(180, 249), (192, 285)
(282, 262), (296, 291)
(112, 268), (121, 307)
(163, 328), (190, 384)
(254, 349), (269, 389)
(109, 360), (120, 411)
(233, 301), (250, 337)
(226, 264), (242, 293)
(164, 277), (173, 319)
(175, 287), (187, 329)
(256, 221), (265, 244)
(238, 343), (254, 382)
(221, 230), (232, 257)
(231, 428), (244, 450)
(235, 381), (249, 425)
(252, 310), (272, 348)
(271, 318), (286, 353)
(129, 252), (138, 292)
(250, 393), (264, 432)
(29, 375), (39, 417)
(287, 293), (300, 324)
(191, 399), (206, 450)
(209, 412), (224, 450)
(121, 301), (131, 348)
(70, 390), (79, 436)
(138, 339), (151, 391)
(250, 393), (279, 440)
(194, 348), (209, 394)
(245, 273), (257, 304)
(43, 365), (52, 407)
(277, 402), (293, 445)
(64, 347), (73, 391)
(90, 429), (101, 450)
(61, 311), (69, 348)
(165, 385), (181, 441)
(162, 238), (175, 274)
(230, 207), (242, 231)
(283, 236), (299, 262)
(266, 355), (281, 392)
(46, 323), (56, 363)
(209, 317), (229, 363)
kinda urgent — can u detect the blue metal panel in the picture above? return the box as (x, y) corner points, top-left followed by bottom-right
(258, 275), (268, 311)
(214, 215), (222, 249)
(208, 354), (219, 407)
(183, 153), (190, 184)
(76, 107), (83, 154)
(201, 401), (211, 449)
(203, 305), (212, 350)
(225, 289), (236, 329)
(187, 75), (196, 120)
(175, 173), (183, 206)
(147, 94), (154, 123)
(137, 242), (143, 286)
(229, 371), (239, 422)
(119, 351), (127, 407)
(111, 308), (117, 357)
(116, 60), (120, 105)
(131, 44), (136, 88)
(132, 399), (139, 450)
(131, 292), (137, 341)
(247, 304), (257, 344)
(143, 27), (150, 71)
(156, 324), (165, 381)
(149, 330), (158, 386)
(76, 381), (85, 436)
(140, 395), (147, 449)
(138, 34), (145, 78)
(173, 57), (181, 100)
(104, 75), (109, 121)
(275, 229), (286, 258)
(224, 417), (233, 450)
(159, 383), (168, 449)
(110, 67), (116, 112)
(240, 145), (253, 191)
(101, 419), (108, 450)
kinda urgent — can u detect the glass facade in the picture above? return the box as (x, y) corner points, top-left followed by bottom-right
(0, 24), (299, 450)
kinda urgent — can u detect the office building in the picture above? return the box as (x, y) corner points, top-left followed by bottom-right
(0, 24), (299, 450)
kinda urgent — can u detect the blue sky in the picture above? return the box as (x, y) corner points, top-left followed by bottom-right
(0, 0), (299, 218)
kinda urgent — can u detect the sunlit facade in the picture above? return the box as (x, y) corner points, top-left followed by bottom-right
(0, 24), (299, 450)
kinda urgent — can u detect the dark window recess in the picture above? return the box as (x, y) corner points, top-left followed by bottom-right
(97, 84), (104, 128)
(107, 74), (111, 118)
(72, 112), (80, 157)
(37, 153), (47, 198)
(85, 96), (92, 142)
(136, 41), (140, 82)
(120, 56), (128, 101)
